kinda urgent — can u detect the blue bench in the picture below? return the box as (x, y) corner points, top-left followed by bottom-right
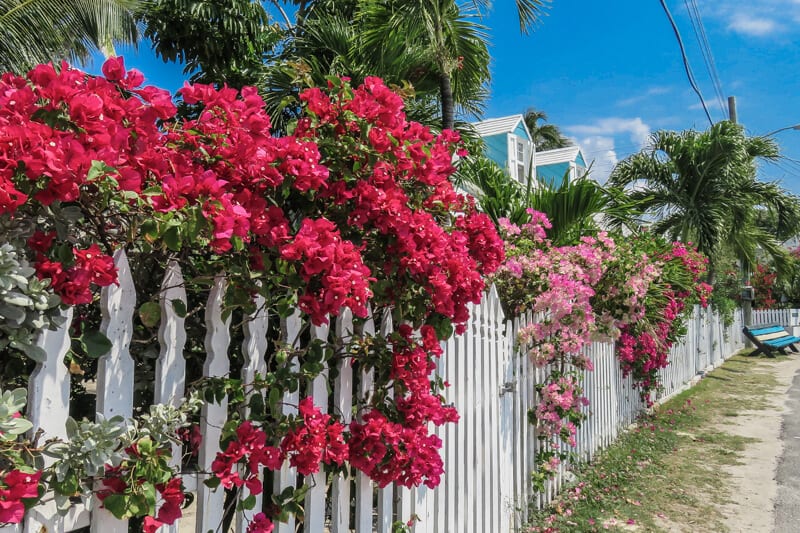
(743, 324), (800, 357)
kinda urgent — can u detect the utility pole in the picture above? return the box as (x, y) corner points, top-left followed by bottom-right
(728, 96), (737, 124)
(729, 94), (753, 343)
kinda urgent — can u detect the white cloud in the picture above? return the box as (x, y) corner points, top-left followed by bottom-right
(697, 1), (800, 37)
(616, 86), (672, 107)
(565, 117), (652, 148)
(728, 14), (778, 36)
(576, 136), (618, 184)
(563, 117), (654, 184)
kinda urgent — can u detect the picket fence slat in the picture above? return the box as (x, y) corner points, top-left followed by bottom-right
(331, 309), (353, 533)
(453, 311), (467, 533)
(237, 293), (270, 533)
(154, 261), (188, 533)
(274, 309), (302, 533)
(92, 249), (137, 533)
(27, 306), (74, 445)
(304, 320), (330, 533)
(354, 311), (375, 533)
(25, 307), (76, 533)
(197, 275), (231, 533)
(376, 311), (395, 533)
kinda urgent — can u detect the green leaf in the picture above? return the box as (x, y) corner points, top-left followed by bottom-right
(204, 476), (221, 489)
(240, 494), (256, 510)
(248, 393), (264, 417)
(19, 342), (47, 363)
(86, 160), (115, 182)
(101, 494), (128, 519)
(268, 387), (281, 414)
(80, 330), (112, 358)
(139, 302), (161, 328)
(141, 219), (159, 240)
(65, 417), (79, 439)
(163, 225), (181, 252)
(137, 436), (154, 455)
(171, 299), (187, 318)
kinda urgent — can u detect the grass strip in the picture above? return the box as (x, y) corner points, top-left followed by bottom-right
(525, 351), (780, 532)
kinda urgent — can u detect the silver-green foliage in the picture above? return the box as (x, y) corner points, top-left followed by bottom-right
(0, 243), (63, 362)
(0, 387), (33, 439)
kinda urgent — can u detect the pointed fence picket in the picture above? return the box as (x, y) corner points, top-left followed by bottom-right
(8, 248), (751, 533)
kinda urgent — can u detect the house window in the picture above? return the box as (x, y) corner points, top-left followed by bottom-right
(516, 140), (526, 181)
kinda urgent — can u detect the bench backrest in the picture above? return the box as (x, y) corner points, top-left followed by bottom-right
(745, 324), (791, 341)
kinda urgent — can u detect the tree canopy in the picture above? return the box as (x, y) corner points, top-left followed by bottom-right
(608, 120), (800, 280)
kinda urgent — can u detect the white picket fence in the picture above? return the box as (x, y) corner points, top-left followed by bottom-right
(752, 307), (800, 331)
(2, 249), (754, 533)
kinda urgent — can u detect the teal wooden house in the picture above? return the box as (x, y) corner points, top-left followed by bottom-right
(471, 115), (589, 187)
(535, 146), (588, 186)
(470, 115), (534, 183)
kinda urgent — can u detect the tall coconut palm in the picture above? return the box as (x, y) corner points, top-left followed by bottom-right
(360, 0), (491, 130)
(608, 120), (800, 280)
(524, 107), (571, 151)
(0, 0), (142, 73)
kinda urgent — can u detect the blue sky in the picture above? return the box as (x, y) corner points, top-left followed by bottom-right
(85, 0), (800, 192)
(483, 0), (800, 188)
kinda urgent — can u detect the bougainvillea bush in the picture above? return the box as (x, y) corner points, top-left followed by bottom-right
(0, 58), (504, 529)
(492, 212), (709, 489)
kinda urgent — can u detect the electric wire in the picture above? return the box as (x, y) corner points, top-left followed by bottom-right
(659, 0), (714, 125)
(684, 0), (726, 117)
(690, 0), (726, 113)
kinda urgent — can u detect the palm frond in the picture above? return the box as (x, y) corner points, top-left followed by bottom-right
(0, 0), (142, 73)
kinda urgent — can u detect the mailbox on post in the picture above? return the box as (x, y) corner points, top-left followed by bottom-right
(741, 286), (755, 301)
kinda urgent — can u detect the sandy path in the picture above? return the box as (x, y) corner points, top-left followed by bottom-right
(717, 355), (800, 533)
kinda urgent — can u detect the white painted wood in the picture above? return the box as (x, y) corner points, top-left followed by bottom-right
(304, 319), (330, 533)
(442, 332), (456, 532)
(27, 306), (73, 444)
(453, 310), (468, 533)
(156, 261), (188, 409)
(468, 301), (480, 533)
(396, 486), (413, 532)
(197, 275), (231, 533)
(236, 293), (269, 533)
(376, 310), (395, 533)
(330, 309), (353, 533)
(93, 249), (136, 533)
(484, 285), (496, 533)
(154, 261), (188, 533)
(355, 311), (375, 533)
(479, 297), (491, 532)
(96, 249), (136, 420)
(25, 307), (74, 533)
(24, 497), (90, 533)
(273, 309), (302, 533)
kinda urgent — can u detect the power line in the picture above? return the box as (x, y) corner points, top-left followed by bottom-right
(659, 0), (714, 125)
(684, 0), (726, 117)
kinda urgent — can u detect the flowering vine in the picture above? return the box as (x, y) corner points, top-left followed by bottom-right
(493, 213), (709, 489)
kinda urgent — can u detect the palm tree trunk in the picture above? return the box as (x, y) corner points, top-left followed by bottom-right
(440, 71), (455, 130)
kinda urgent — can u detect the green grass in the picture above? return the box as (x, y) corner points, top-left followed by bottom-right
(525, 351), (781, 532)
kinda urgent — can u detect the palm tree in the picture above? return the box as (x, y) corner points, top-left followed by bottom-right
(0, 0), (142, 74)
(526, 172), (641, 245)
(524, 108), (571, 151)
(608, 120), (800, 281)
(360, 0), (490, 130)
